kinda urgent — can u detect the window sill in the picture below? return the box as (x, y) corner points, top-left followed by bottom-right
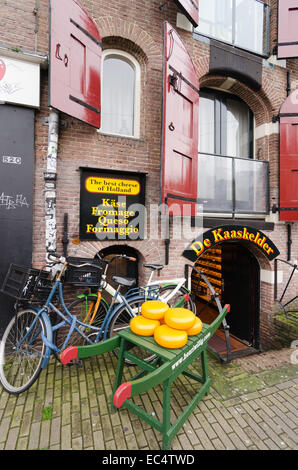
(200, 213), (267, 219)
(97, 130), (143, 142)
(192, 32), (270, 59)
(191, 215), (274, 231)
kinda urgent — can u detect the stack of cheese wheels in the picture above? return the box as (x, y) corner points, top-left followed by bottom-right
(130, 300), (169, 337)
(130, 301), (203, 350)
(154, 308), (202, 349)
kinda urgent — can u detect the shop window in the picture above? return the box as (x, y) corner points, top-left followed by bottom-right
(194, 0), (270, 57)
(198, 89), (269, 215)
(100, 50), (140, 138)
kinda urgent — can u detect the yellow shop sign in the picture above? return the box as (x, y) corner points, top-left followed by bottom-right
(183, 225), (280, 262)
(85, 177), (140, 195)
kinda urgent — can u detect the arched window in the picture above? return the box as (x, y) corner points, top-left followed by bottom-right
(100, 50), (140, 138)
(199, 89), (253, 158)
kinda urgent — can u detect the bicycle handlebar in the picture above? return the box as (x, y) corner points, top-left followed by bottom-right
(101, 254), (137, 265)
(47, 252), (136, 270)
(48, 252), (66, 264)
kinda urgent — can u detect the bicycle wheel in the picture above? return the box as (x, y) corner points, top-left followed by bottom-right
(108, 297), (157, 364)
(0, 308), (47, 394)
(54, 294), (108, 355)
(158, 284), (196, 314)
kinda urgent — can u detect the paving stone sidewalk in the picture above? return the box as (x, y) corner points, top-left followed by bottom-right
(0, 347), (297, 451)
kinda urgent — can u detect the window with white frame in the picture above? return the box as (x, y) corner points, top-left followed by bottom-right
(100, 50), (140, 138)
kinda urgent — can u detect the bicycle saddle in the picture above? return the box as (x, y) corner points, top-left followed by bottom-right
(143, 264), (164, 271)
(112, 276), (136, 287)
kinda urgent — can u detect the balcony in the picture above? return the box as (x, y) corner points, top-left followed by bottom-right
(197, 154), (269, 216)
(194, 0), (270, 57)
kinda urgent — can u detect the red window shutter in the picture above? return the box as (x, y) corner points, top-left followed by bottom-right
(49, 0), (102, 128)
(278, 0), (298, 59)
(279, 90), (298, 221)
(161, 22), (199, 217)
(173, 0), (199, 27)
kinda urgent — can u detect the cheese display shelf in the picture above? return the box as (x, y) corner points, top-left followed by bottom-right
(185, 264), (231, 363)
(191, 247), (223, 305)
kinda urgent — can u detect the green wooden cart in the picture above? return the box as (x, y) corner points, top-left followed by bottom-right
(61, 304), (230, 450)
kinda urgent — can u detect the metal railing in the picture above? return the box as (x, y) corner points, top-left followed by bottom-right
(274, 259), (298, 323)
(197, 153), (269, 216)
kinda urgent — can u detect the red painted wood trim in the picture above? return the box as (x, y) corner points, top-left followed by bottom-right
(60, 346), (78, 365)
(224, 304), (230, 313)
(113, 382), (132, 408)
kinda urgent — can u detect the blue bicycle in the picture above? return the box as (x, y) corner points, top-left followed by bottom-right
(0, 253), (161, 394)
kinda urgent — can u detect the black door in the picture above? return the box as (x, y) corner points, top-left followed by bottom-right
(222, 243), (259, 347)
(0, 105), (34, 334)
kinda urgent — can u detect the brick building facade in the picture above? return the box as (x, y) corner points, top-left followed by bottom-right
(0, 0), (297, 357)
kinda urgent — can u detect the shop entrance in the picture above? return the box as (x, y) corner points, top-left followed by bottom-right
(191, 242), (260, 358)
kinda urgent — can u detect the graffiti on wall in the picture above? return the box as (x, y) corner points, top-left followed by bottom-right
(0, 192), (29, 210)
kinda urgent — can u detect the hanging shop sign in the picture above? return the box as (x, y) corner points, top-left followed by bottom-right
(183, 225), (280, 262)
(0, 56), (40, 108)
(80, 168), (146, 240)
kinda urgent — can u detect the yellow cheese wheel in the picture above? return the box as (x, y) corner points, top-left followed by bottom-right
(141, 300), (169, 320)
(164, 308), (196, 330)
(186, 317), (203, 336)
(130, 315), (160, 336)
(154, 325), (188, 349)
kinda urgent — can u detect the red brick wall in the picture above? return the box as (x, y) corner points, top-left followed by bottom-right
(1, 0), (297, 351)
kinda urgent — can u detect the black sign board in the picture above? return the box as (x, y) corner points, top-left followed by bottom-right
(80, 168), (146, 241)
(0, 105), (34, 334)
(183, 225), (280, 262)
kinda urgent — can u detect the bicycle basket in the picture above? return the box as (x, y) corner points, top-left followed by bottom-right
(32, 275), (57, 303)
(1, 264), (51, 302)
(64, 257), (103, 286)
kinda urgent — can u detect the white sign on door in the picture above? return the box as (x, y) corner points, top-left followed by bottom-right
(0, 56), (40, 108)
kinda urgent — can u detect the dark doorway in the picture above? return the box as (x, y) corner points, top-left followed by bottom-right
(191, 242), (260, 359)
(97, 245), (139, 293)
(222, 243), (260, 348)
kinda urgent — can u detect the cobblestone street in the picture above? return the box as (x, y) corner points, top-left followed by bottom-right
(0, 347), (297, 451)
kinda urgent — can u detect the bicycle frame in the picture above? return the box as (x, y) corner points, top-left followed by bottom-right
(11, 304), (54, 370)
(75, 274), (189, 333)
(46, 281), (103, 349)
(34, 276), (154, 365)
(15, 258), (190, 371)
(90, 274), (188, 306)
(147, 277), (187, 300)
(0, 256), (165, 394)
(75, 251), (191, 325)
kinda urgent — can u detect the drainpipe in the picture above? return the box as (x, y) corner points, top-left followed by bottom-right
(286, 72), (292, 262)
(62, 213), (69, 258)
(164, 196), (170, 265)
(44, 109), (59, 261)
(33, 0), (39, 52)
(287, 223), (292, 261)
